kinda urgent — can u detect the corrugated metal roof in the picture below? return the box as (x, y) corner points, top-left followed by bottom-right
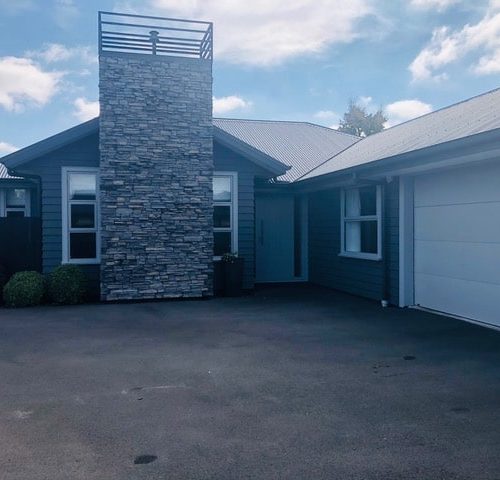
(300, 88), (500, 181)
(213, 118), (359, 182)
(0, 163), (20, 180)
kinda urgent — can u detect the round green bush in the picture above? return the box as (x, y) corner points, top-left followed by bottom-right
(3, 271), (45, 308)
(47, 264), (87, 305)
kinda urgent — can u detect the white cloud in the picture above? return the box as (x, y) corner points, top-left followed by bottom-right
(409, 2), (500, 81)
(0, 57), (63, 112)
(410, 0), (460, 11)
(73, 97), (100, 122)
(314, 110), (338, 120)
(358, 96), (373, 108)
(0, 141), (18, 155)
(54, 0), (79, 29)
(0, 0), (35, 13)
(144, 0), (378, 66)
(385, 99), (433, 127)
(27, 43), (97, 65)
(213, 95), (251, 115)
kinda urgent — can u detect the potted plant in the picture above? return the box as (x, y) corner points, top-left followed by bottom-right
(220, 252), (244, 297)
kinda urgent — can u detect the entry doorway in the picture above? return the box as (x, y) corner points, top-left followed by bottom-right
(255, 193), (307, 283)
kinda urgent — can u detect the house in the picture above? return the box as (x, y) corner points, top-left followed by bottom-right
(1, 11), (500, 330)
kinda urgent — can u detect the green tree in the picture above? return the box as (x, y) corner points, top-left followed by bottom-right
(337, 100), (387, 137)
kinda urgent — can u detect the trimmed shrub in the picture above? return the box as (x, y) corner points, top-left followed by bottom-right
(47, 264), (87, 305)
(3, 271), (45, 308)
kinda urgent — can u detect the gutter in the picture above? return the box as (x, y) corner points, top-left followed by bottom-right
(295, 127), (500, 191)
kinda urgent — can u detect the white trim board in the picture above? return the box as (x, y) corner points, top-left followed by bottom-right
(398, 176), (414, 307)
(61, 166), (101, 265)
(213, 171), (238, 258)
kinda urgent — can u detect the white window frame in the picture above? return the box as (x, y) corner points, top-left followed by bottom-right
(62, 167), (100, 264)
(0, 188), (31, 217)
(213, 171), (238, 259)
(340, 184), (382, 261)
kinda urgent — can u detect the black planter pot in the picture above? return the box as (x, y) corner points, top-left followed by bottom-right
(223, 257), (244, 297)
(214, 257), (244, 297)
(213, 260), (224, 296)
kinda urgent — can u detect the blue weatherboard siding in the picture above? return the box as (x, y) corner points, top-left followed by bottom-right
(11, 133), (271, 296)
(13, 133), (100, 298)
(308, 181), (399, 304)
(214, 140), (274, 289)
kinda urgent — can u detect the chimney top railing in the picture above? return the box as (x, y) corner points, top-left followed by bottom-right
(98, 11), (213, 60)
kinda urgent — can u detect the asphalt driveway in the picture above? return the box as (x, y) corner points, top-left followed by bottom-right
(0, 285), (499, 480)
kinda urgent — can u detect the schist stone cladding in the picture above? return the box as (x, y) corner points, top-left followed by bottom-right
(99, 52), (214, 301)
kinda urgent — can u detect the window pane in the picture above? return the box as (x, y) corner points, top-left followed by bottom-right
(214, 205), (231, 228)
(70, 232), (96, 259)
(345, 189), (361, 217)
(345, 186), (377, 217)
(6, 210), (25, 218)
(69, 173), (96, 200)
(71, 204), (95, 228)
(361, 221), (378, 253)
(359, 186), (377, 216)
(345, 220), (378, 254)
(6, 189), (26, 207)
(345, 221), (361, 252)
(213, 176), (231, 202)
(214, 231), (232, 256)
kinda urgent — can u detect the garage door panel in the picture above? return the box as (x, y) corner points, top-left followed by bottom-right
(415, 273), (500, 326)
(414, 162), (500, 207)
(414, 163), (500, 328)
(415, 202), (500, 243)
(415, 240), (500, 285)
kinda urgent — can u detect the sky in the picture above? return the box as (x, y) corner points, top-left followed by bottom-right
(0, 0), (499, 157)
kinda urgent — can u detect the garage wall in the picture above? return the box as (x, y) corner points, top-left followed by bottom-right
(308, 181), (399, 304)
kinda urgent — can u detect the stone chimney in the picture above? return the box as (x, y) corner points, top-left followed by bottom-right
(98, 12), (214, 301)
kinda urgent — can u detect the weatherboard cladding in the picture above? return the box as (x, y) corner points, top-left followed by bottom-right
(12, 133), (100, 298)
(308, 181), (399, 304)
(301, 88), (500, 180)
(213, 118), (359, 182)
(214, 141), (273, 289)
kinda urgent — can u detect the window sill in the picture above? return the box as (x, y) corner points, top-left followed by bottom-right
(338, 252), (382, 261)
(63, 259), (101, 265)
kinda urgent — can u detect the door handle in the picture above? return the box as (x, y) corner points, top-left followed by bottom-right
(260, 219), (264, 246)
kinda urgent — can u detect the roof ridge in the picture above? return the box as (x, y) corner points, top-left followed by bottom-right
(214, 117), (310, 125)
(213, 117), (361, 140)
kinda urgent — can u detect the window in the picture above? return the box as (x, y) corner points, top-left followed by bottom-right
(340, 185), (382, 260)
(0, 188), (30, 217)
(62, 168), (100, 263)
(213, 172), (237, 257)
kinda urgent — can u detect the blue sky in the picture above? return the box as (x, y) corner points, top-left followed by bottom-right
(0, 0), (499, 156)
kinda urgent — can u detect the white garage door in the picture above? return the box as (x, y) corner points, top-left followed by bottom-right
(414, 162), (500, 328)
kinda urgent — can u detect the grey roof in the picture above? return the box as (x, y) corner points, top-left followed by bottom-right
(3, 117), (357, 182)
(300, 88), (500, 181)
(213, 118), (359, 182)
